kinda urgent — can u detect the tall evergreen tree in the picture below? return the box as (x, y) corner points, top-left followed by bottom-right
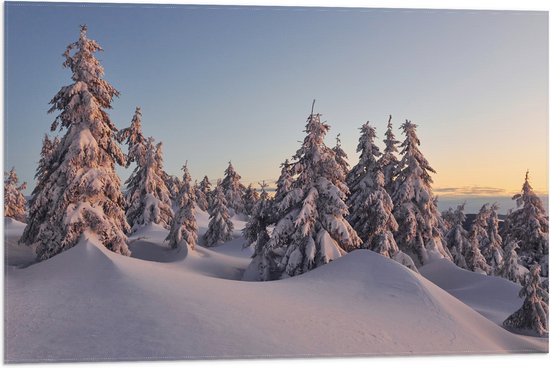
(504, 171), (549, 274)
(20, 25), (130, 260)
(243, 183), (260, 216)
(484, 203), (504, 274)
(198, 175), (212, 209)
(221, 161), (246, 214)
(499, 239), (524, 284)
(503, 264), (549, 336)
(194, 179), (209, 212)
(332, 133), (350, 180)
(4, 168), (27, 222)
(204, 181), (234, 247)
(272, 159), (295, 217)
(467, 206), (492, 274)
(377, 115), (400, 193)
(267, 108), (362, 278)
(443, 203), (470, 269)
(166, 163), (198, 250)
(124, 138), (173, 231)
(346, 121), (398, 258)
(116, 106), (147, 167)
(392, 120), (451, 266)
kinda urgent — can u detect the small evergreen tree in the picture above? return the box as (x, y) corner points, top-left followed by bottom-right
(164, 174), (182, 202)
(117, 106), (147, 167)
(500, 239), (524, 284)
(198, 175), (212, 209)
(243, 183), (260, 216)
(194, 179), (209, 212)
(221, 161), (246, 214)
(332, 133), (350, 179)
(124, 138), (173, 231)
(268, 107), (362, 278)
(443, 203), (470, 269)
(504, 171), (549, 274)
(392, 120), (451, 266)
(166, 163), (198, 250)
(467, 209), (492, 274)
(4, 168), (27, 222)
(204, 181), (234, 247)
(483, 203), (504, 274)
(377, 115), (400, 193)
(346, 121), (398, 258)
(21, 25), (130, 260)
(503, 264), (549, 336)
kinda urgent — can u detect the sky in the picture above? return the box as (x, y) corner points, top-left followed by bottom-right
(3, 1), (549, 213)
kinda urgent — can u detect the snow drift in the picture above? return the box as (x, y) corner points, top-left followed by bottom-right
(4, 219), (546, 363)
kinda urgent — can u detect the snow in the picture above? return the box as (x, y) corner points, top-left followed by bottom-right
(4, 218), (547, 363)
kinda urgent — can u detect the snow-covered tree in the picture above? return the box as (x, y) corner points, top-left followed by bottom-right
(504, 171), (549, 274)
(443, 203), (470, 269)
(332, 133), (350, 180)
(20, 25), (130, 260)
(117, 106), (147, 167)
(267, 109), (362, 278)
(484, 203), (504, 274)
(243, 183), (260, 216)
(272, 159), (295, 217)
(194, 179), (208, 212)
(4, 168), (27, 222)
(166, 163), (198, 250)
(500, 239), (524, 284)
(346, 121), (398, 258)
(503, 264), (549, 336)
(243, 181), (276, 279)
(204, 181), (234, 247)
(467, 207), (492, 274)
(164, 174), (182, 202)
(221, 161), (246, 214)
(197, 175), (212, 210)
(392, 120), (451, 266)
(377, 115), (400, 193)
(124, 138), (173, 231)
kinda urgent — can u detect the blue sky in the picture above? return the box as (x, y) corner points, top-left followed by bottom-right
(4, 2), (548, 213)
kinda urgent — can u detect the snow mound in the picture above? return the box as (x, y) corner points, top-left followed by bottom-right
(5, 233), (547, 363)
(420, 259), (525, 325)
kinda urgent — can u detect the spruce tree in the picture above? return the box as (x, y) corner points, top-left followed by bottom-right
(221, 161), (246, 214)
(117, 106), (147, 167)
(20, 135), (60, 244)
(21, 25), (130, 260)
(484, 203), (504, 274)
(124, 138), (173, 231)
(198, 175), (212, 209)
(194, 179), (209, 212)
(377, 115), (400, 193)
(243, 183), (260, 216)
(503, 264), (549, 336)
(164, 174), (182, 203)
(500, 239), (524, 284)
(504, 171), (549, 274)
(332, 133), (350, 179)
(4, 168), (27, 222)
(268, 108), (362, 278)
(392, 120), (451, 266)
(166, 163), (198, 250)
(467, 209), (492, 274)
(272, 159), (295, 217)
(204, 181), (234, 247)
(443, 203), (470, 269)
(346, 121), (398, 258)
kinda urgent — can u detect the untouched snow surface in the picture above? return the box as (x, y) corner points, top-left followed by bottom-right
(4, 217), (548, 363)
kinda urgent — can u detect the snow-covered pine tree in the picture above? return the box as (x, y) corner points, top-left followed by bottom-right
(198, 175), (212, 209)
(503, 264), (549, 336)
(194, 179), (209, 212)
(272, 159), (295, 216)
(221, 161), (246, 214)
(116, 106), (147, 167)
(443, 203), (470, 269)
(267, 107), (362, 278)
(204, 180), (234, 247)
(500, 239), (524, 284)
(243, 183), (260, 216)
(346, 121), (398, 258)
(467, 206), (492, 274)
(166, 162), (198, 250)
(20, 25), (130, 260)
(504, 171), (549, 274)
(483, 203), (504, 274)
(4, 168), (27, 222)
(164, 174), (182, 202)
(377, 115), (400, 193)
(243, 181), (276, 279)
(124, 138), (173, 231)
(392, 120), (451, 266)
(332, 133), (350, 180)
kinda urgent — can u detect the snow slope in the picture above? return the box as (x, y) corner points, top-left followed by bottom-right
(4, 219), (547, 363)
